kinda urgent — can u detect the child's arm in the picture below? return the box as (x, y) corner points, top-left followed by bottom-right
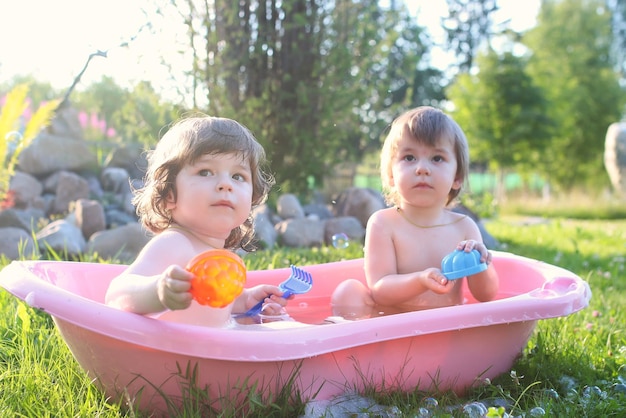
(105, 235), (195, 314)
(106, 265), (194, 314)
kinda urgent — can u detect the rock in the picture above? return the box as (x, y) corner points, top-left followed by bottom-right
(0, 227), (39, 260)
(87, 223), (152, 263)
(604, 122), (626, 196)
(85, 174), (105, 199)
(9, 171), (43, 208)
(0, 207), (46, 232)
(75, 198), (106, 240)
(251, 204), (278, 249)
(323, 216), (365, 246)
(303, 203), (333, 220)
(38, 194), (55, 214)
(332, 187), (386, 227)
(105, 208), (137, 228)
(276, 193), (305, 219)
(18, 132), (96, 176)
(47, 106), (83, 139)
(100, 167), (131, 194)
(36, 219), (86, 256)
(51, 171), (90, 214)
(106, 144), (146, 180)
(275, 218), (325, 247)
(121, 191), (136, 216)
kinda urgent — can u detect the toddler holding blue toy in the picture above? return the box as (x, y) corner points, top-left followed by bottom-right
(331, 106), (499, 318)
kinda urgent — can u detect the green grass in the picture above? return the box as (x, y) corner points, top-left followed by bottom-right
(1, 215), (625, 417)
(465, 217), (626, 416)
(499, 191), (626, 220)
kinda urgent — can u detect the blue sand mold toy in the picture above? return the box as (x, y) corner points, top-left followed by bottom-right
(441, 249), (487, 280)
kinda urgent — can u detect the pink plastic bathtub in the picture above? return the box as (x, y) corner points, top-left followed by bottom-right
(0, 251), (590, 413)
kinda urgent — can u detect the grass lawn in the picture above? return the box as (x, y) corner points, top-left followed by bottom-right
(0, 214), (625, 417)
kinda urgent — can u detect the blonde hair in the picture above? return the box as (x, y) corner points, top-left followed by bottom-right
(133, 115), (274, 250)
(380, 106), (469, 207)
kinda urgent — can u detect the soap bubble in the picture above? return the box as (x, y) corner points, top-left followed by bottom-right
(422, 397), (438, 409)
(611, 383), (626, 394)
(558, 375), (577, 393)
(331, 233), (349, 249)
(582, 385), (603, 398)
(542, 388), (559, 400)
(4, 131), (23, 142)
(4, 131), (23, 153)
(462, 402), (487, 417)
(528, 406), (546, 416)
(417, 407), (432, 417)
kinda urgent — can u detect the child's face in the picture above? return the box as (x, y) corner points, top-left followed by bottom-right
(166, 152), (253, 239)
(389, 133), (461, 208)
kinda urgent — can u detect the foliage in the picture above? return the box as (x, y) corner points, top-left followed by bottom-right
(0, 83), (58, 204)
(166, 0), (443, 195)
(460, 190), (498, 219)
(73, 76), (127, 141)
(608, 0), (626, 83)
(74, 78), (182, 149)
(524, 0), (625, 191)
(443, 0), (500, 73)
(4, 0), (626, 199)
(1, 75), (59, 107)
(447, 49), (551, 198)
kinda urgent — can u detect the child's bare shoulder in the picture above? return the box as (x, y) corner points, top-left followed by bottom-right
(136, 230), (195, 262)
(450, 211), (482, 236)
(367, 207), (397, 225)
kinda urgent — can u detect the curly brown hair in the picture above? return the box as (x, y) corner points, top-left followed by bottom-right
(133, 115), (274, 251)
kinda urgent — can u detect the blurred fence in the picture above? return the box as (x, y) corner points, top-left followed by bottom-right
(321, 165), (545, 199)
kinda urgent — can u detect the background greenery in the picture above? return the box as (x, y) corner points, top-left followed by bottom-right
(2, 0), (625, 200)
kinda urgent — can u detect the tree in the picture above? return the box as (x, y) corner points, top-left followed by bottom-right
(443, 0), (500, 74)
(524, 0), (625, 191)
(1, 76), (59, 109)
(165, 0), (439, 195)
(74, 78), (182, 149)
(74, 76), (127, 135)
(109, 81), (182, 148)
(608, 0), (626, 81)
(447, 50), (551, 199)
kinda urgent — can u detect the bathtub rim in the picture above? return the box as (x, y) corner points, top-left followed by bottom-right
(0, 251), (591, 362)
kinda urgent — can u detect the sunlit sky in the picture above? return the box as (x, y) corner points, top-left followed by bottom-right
(0, 0), (540, 98)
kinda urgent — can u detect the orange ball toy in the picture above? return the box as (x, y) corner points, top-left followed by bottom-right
(186, 249), (247, 308)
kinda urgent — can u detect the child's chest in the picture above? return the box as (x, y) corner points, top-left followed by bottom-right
(392, 227), (466, 273)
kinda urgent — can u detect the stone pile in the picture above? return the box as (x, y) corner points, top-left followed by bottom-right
(0, 107), (497, 263)
(0, 107), (384, 262)
(0, 168), (380, 262)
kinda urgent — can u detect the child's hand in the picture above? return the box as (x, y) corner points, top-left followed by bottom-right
(456, 240), (493, 264)
(245, 285), (290, 315)
(420, 267), (454, 294)
(157, 265), (194, 310)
